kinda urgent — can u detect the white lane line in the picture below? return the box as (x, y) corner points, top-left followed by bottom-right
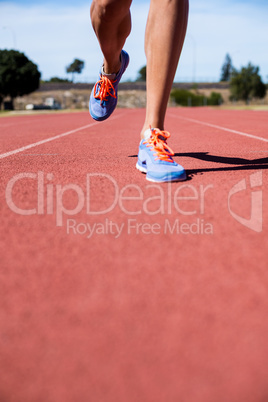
(169, 113), (268, 143)
(0, 114), (121, 160)
(0, 123), (17, 128)
(0, 123), (98, 160)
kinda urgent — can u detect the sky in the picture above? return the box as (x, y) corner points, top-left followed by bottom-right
(1, 0), (268, 83)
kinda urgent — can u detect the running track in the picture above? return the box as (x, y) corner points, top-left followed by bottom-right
(0, 107), (267, 402)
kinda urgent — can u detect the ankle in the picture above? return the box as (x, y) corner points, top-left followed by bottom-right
(141, 120), (164, 139)
(103, 56), (121, 76)
(140, 124), (164, 140)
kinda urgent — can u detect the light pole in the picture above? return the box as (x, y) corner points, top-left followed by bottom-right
(2, 26), (17, 49)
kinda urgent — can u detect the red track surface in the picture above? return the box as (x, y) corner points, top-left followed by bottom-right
(0, 107), (267, 402)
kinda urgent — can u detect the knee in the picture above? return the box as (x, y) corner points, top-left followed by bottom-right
(91, 0), (131, 23)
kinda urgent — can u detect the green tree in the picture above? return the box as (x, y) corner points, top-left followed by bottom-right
(207, 92), (223, 105)
(170, 89), (206, 106)
(0, 49), (41, 110)
(230, 63), (266, 103)
(136, 65), (146, 81)
(220, 53), (233, 81)
(48, 77), (70, 83)
(66, 58), (85, 82)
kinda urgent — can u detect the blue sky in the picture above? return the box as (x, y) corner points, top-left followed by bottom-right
(1, 0), (268, 83)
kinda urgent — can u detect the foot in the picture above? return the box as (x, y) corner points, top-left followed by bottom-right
(89, 50), (129, 121)
(136, 128), (186, 182)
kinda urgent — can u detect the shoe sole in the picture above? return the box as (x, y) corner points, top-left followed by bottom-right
(136, 162), (187, 182)
(89, 105), (115, 122)
(136, 161), (147, 173)
(146, 173), (187, 183)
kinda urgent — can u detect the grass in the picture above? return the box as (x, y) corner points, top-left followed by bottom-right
(0, 108), (88, 118)
(219, 104), (268, 111)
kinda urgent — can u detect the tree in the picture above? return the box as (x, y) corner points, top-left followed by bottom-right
(136, 65), (146, 81)
(0, 49), (41, 110)
(220, 53), (233, 82)
(230, 63), (266, 103)
(66, 59), (85, 82)
(48, 77), (70, 83)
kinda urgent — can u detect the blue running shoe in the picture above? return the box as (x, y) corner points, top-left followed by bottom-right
(136, 128), (186, 182)
(89, 50), (129, 121)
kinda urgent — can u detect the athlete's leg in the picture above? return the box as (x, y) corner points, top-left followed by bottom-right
(141, 0), (189, 137)
(90, 0), (132, 74)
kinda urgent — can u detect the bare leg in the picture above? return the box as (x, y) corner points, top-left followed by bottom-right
(141, 0), (189, 138)
(90, 0), (132, 74)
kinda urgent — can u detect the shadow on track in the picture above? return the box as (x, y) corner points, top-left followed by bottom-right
(173, 152), (268, 178)
(128, 153), (268, 180)
(174, 152), (268, 165)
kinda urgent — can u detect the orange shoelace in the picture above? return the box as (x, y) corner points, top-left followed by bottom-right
(144, 128), (175, 162)
(94, 76), (116, 105)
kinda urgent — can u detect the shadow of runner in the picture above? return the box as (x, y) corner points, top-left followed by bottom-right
(128, 153), (268, 180)
(174, 152), (268, 165)
(186, 164), (268, 178)
(173, 152), (268, 178)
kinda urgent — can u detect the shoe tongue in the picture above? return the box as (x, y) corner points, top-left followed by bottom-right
(143, 128), (167, 142)
(151, 128), (167, 141)
(152, 129), (166, 142)
(158, 135), (166, 142)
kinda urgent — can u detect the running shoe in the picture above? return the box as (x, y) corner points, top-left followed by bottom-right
(136, 128), (186, 182)
(89, 50), (129, 121)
